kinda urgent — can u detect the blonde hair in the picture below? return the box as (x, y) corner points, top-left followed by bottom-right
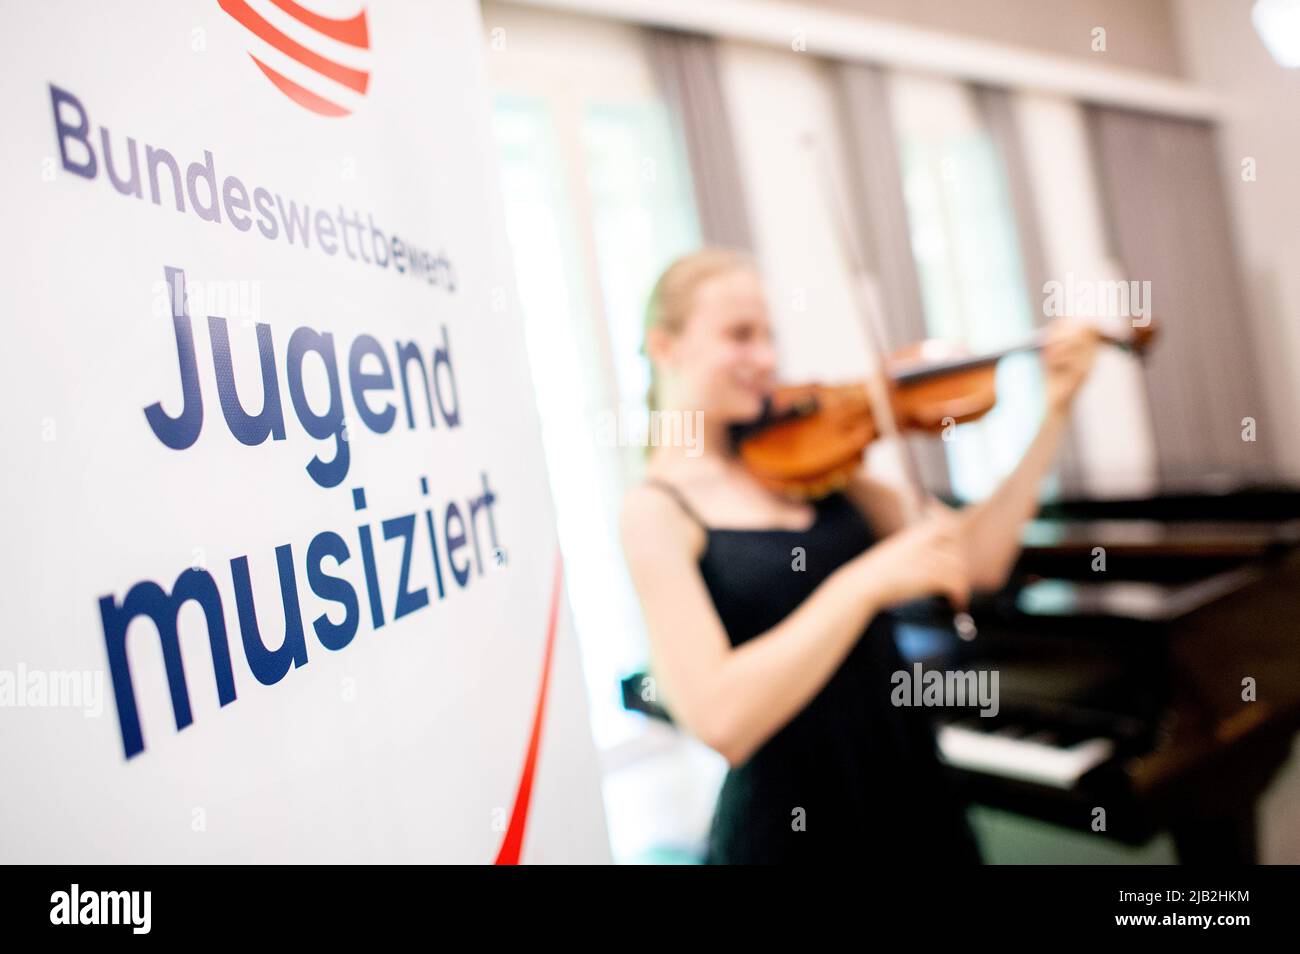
(642, 247), (755, 413)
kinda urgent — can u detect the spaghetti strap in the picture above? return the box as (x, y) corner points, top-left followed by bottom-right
(644, 478), (709, 530)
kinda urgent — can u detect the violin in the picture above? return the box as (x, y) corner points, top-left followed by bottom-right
(771, 133), (1157, 641)
(736, 323), (1157, 501)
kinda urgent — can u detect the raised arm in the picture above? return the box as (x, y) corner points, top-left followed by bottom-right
(620, 485), (968, 766)
(845, 320), (1101, 593)
(955, 319), (1101, 589)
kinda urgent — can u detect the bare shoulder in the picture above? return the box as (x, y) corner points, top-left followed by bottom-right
(620, 482), (706, 563)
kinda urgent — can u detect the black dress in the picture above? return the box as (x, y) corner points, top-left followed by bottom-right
(646, 480), (982, 865)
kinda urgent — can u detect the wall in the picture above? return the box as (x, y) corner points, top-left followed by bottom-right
(809, 0), (1185, 77)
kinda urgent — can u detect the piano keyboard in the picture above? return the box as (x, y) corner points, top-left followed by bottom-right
(936, 717), (1115, 790)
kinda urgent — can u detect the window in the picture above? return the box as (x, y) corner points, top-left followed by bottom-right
(584, 101), (700, 412)
(890, 74), (1053, 502)
(486, 15), (699, 761)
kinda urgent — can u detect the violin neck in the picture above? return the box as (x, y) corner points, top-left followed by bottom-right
(889, 323), (1139, 385)
(889, 333), (1045, 385)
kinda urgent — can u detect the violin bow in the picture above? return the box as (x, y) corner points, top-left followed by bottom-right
(801, 131), (978, 641)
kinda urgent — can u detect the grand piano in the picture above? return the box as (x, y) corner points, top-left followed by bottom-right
(622, 484), (1300, 863)
(931, 484), (1300, 863)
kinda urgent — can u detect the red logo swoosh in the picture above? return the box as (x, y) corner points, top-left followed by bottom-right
(494, 552), (564, 865)
(218, 0), (371, 117)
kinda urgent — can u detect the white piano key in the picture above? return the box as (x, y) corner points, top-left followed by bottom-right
(937, 724), (1115, 789)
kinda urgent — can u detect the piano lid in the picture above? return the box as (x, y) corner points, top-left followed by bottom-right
(1021, 518), (1300, 558)
(1013, 567), (1265, 621)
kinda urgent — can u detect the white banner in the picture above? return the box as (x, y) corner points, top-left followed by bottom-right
(0, 0), (610, 863)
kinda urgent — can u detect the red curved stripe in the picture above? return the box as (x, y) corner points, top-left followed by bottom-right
(265, 0), (369, 48)
(250, 55), (350, 117)
(219, 0), (369, 93)
(494, 553), (565, 865)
